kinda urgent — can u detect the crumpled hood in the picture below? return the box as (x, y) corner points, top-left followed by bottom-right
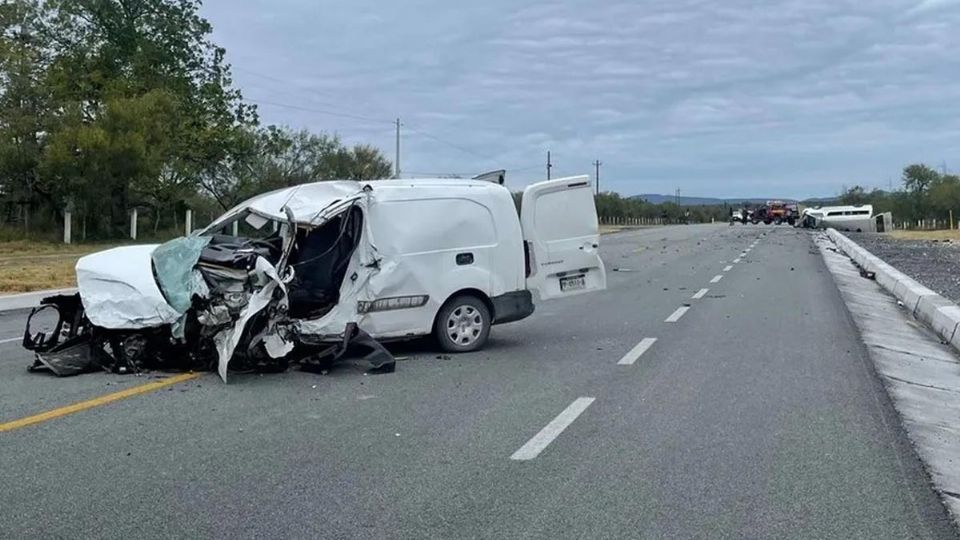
(76, 245), (181, 329)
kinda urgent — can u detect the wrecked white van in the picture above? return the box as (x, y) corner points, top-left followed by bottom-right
(23, 176), (606, 381)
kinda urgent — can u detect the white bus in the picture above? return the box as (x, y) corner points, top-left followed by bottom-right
(802, 205), (874, 232)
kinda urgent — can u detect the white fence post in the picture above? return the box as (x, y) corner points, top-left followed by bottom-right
(130, 208), (138, 240)
(185, 209), (193, 235)
(63, 210), (72, 244)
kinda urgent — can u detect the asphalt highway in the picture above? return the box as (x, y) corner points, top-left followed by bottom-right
(1, 224), (956, 539)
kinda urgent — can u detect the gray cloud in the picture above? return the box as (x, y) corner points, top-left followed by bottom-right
(202, 0), (960, 198)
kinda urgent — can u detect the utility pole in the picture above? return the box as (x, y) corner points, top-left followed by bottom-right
(394, 117), (401, 179)
(593, 159), (602, 194)
(546, 151), (552, 180)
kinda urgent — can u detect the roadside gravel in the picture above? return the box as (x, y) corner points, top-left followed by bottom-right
(849, 232), (960, 305)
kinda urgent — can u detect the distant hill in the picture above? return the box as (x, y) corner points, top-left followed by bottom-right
(632, 194), (799, 206)
(801, 196), (841, 205)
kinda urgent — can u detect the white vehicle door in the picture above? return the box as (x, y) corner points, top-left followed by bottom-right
(521, 175), (606, 300)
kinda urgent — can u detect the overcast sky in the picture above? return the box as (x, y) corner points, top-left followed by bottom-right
(201, 0), (960, 199)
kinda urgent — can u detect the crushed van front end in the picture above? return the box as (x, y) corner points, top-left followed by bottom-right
(22, 185), (395, 382)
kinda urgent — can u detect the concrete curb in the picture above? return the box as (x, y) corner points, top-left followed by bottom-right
(827, 228), (960, 350)
(0, 288), (77, 313)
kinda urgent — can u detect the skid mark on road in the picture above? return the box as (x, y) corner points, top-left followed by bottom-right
(665, 306), (690, 323)
(511, 397), (596, 460)
(0, 372), (202, 433)
(617, 338), (657, 366)
(692, 288), (709, 300)
(710, 274), (724, 283)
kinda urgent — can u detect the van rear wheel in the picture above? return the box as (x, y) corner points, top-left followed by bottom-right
(434, 295), (491, 352)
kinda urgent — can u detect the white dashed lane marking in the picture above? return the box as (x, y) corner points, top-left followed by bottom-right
(691, 288), (709, 300)
(665, 306), (690, 323)
(0, 337), (19, 344)
(710, 274), (724, 283)
(617, 338), (657, 366)
(733, 258), (742, 264)
(510, 397), (596, 460)
(723, 265), (733, 272)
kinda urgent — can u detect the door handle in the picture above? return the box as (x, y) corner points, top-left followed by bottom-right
(456, 252), (474, 265)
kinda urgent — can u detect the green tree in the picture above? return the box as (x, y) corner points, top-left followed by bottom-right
(902, 163), (940, 221)
(929, 174), (960, 220)
(0, 0), (53, 231)
(839, 185), (868, 205)
(199, 126), (393, 210)
(40, 90), (180, 237)
(34, 0), (255, 236)
(333, 144), (393, 181)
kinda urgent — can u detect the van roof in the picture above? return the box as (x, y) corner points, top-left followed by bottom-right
(216, 178), (508, 226)
(808, 204), (873, 213)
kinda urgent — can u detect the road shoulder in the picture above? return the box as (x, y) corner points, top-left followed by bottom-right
(817, 231), (960, 529)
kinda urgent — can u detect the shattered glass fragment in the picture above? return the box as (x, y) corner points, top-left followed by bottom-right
(152, 235), (213, 312)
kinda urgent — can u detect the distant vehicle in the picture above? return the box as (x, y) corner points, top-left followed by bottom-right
(802, 205), (874, 232)
(753, 200), (797, 225)
(24, 176), (607, 381)
(731, 209), (744, 223)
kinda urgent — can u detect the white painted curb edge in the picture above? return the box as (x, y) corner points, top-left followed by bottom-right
(0, 288), (77, 313)
(827, 229), (960, 351)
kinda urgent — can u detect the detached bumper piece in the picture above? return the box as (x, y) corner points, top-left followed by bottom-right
(24, 294), (97, 377)
(22, 295), (395, 380)
(24, 294), (196, 376)
(299, 323), (396, 375)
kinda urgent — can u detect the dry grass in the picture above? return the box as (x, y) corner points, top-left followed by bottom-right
(600, 224), (655, 234)
(0, 258), (79, 292)
(0, 241), (124, 293)
(889, 230), (960, 241)
(600, 225), (628, 234)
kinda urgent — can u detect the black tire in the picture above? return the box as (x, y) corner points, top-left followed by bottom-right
(434, 295), (491, 352)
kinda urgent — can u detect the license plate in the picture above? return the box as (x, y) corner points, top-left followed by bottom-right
(559, 275), (586, 292)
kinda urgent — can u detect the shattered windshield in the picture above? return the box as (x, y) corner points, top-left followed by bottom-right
(151, 235), (212, 313)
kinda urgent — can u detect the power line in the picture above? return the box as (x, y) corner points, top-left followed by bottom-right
(403, 164), (544, 178)
(229, 65), (518, 174)
(232, 65), (381, 116)
(245, 97), (394, 125)
(404, 125), (492, 161)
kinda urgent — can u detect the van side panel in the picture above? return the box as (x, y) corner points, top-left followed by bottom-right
(360, 188), (525, 338)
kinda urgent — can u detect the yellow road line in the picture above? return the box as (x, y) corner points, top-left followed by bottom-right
(0, 372), (201, 433)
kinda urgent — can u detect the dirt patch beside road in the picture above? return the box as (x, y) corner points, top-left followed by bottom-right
(0, 241), (123, 293)
(850, 232), (960, 305)
(890, 230), (960, 241)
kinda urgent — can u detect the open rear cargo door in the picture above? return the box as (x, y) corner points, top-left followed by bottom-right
(521, 176), (606, 300)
